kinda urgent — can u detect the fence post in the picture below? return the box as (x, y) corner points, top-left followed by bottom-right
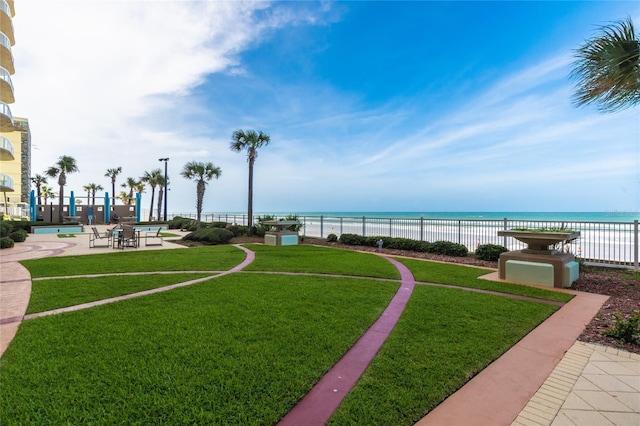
(458, 220), (461, 244)
(635, 220), (639, 270)
(420, 217), (424, 241)
(340, 217), (343, 236)
(389, 218), (392, 237)
(503, 217), (508, 248)
(320, 215), (324, 238)
(362, 216), (366, 237)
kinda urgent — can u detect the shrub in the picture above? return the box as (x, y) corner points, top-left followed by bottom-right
(475, 244), (508, 261)
(7, 220), (31, 232)
(254, 215), (276, 237)
(339, 233), (367, 246)
(603, 311), (640, 344)
(182, 228), (234, 245)
(428, 241), (468, 257)
(228, 225), (248, 237)
(0, 221), (13, 238)
(282, 214), (302, 232)
(9, 229), (28, 243)
(0, 236), (14, 249)
(327, 233), (338, 242)
(167, 216), (194, 230)
(209, 221), (228, 229)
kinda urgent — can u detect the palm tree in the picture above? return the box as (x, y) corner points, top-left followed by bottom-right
(82, 184), (92, 205)
(181, 161), (222, 229)
(31, 174), (47, 206)
(121, 177), (140, 206)
(141, 168), (163, 221)
(46, 155), (79, 223)
(105, 167), (122, 206)
(90, 183), (103, 205)
(41, 185), (55, 205)
(42, 185), (56, 204)
(156, 174), (168, 222)
(117, 190), (133, 205)
(134, 180), (145, 207)
(230, 129), (270, 235)
(571, 17), (640, 112)
(82, 183), (104, 205)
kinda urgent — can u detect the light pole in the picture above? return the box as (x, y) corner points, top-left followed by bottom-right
(158, 158), (169, 221)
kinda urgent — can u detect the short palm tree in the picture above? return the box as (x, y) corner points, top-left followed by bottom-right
(181, 161), (222, 229)
(46, 155), (79, 223)
(82, 184), (92, 205)
(31, 174), (47, 205)
(141, 168), (163, 221)
(121, 177), (140, 206)
(105, 167), (122, 206)
(117, 191), (133, 205)
(571, 16), (640, 112)
(41, 185), (55, 205)
(88, 183), (103, 205)
(230, 129), (270, 235)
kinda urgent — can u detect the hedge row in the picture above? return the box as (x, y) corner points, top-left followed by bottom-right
(337, 234), (469, 257)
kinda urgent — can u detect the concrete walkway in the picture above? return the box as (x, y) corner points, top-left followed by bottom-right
(1, 228), (638, 425)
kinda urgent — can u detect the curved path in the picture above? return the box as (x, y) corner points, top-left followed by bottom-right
(0, 241), (77, 355)
(2, 237), (631, 426)
(278, 257), (416, 425)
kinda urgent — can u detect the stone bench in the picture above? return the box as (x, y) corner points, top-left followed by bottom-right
(505, 260), (555, 288)
(563, 261), (580, 288)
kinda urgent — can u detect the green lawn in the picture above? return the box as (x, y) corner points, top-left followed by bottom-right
(1, 244), (568, 424)
(27, 273), (215, 314)
(19, 245), (246, 278)
(1, 275), (398, 424)
(244, 244), (400, 279)
(330, 285), (558, 425)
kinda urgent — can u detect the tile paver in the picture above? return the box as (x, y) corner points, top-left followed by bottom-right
(516, 342), (640, 426)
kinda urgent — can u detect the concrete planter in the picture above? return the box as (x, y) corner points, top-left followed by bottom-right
(498, 230), (581, 288)
(498, 230), (580, 254)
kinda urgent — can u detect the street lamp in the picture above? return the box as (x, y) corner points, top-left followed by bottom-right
(158, 158), (169, 221)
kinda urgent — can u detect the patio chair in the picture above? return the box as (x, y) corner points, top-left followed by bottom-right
(144, 228), (163, 246)
(119, 225), (138, 249)
(89, 226), (112, 248)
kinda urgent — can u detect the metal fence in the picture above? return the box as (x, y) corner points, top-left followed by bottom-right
(170, 213), (639, 269)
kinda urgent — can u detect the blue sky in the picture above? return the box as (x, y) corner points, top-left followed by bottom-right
(12, 1), (640, 215)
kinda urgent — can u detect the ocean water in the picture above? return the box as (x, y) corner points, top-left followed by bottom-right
(263, 211), (639, 223)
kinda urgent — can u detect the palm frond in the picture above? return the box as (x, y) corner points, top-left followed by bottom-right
(571, 17), (640, 112)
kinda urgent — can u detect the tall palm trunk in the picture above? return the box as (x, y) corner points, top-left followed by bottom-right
(157, 188), (164, 222)
(247, 158), (254, 235)
(196, 180), (205, 229)
(148, 187), (156, 221)
(57, 174), (65, 223)
(111, 178), (116, 206)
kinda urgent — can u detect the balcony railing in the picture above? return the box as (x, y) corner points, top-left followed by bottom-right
(0, 135), (13, 160)
(0, 173), (13, 191)
(0, 31), (14, 74)
(0, 0), (14, 45)
(0, 66), (14, 103)
(0, 100), (13, 130)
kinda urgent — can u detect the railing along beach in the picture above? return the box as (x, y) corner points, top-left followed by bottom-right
(169, 213), (639, 269)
